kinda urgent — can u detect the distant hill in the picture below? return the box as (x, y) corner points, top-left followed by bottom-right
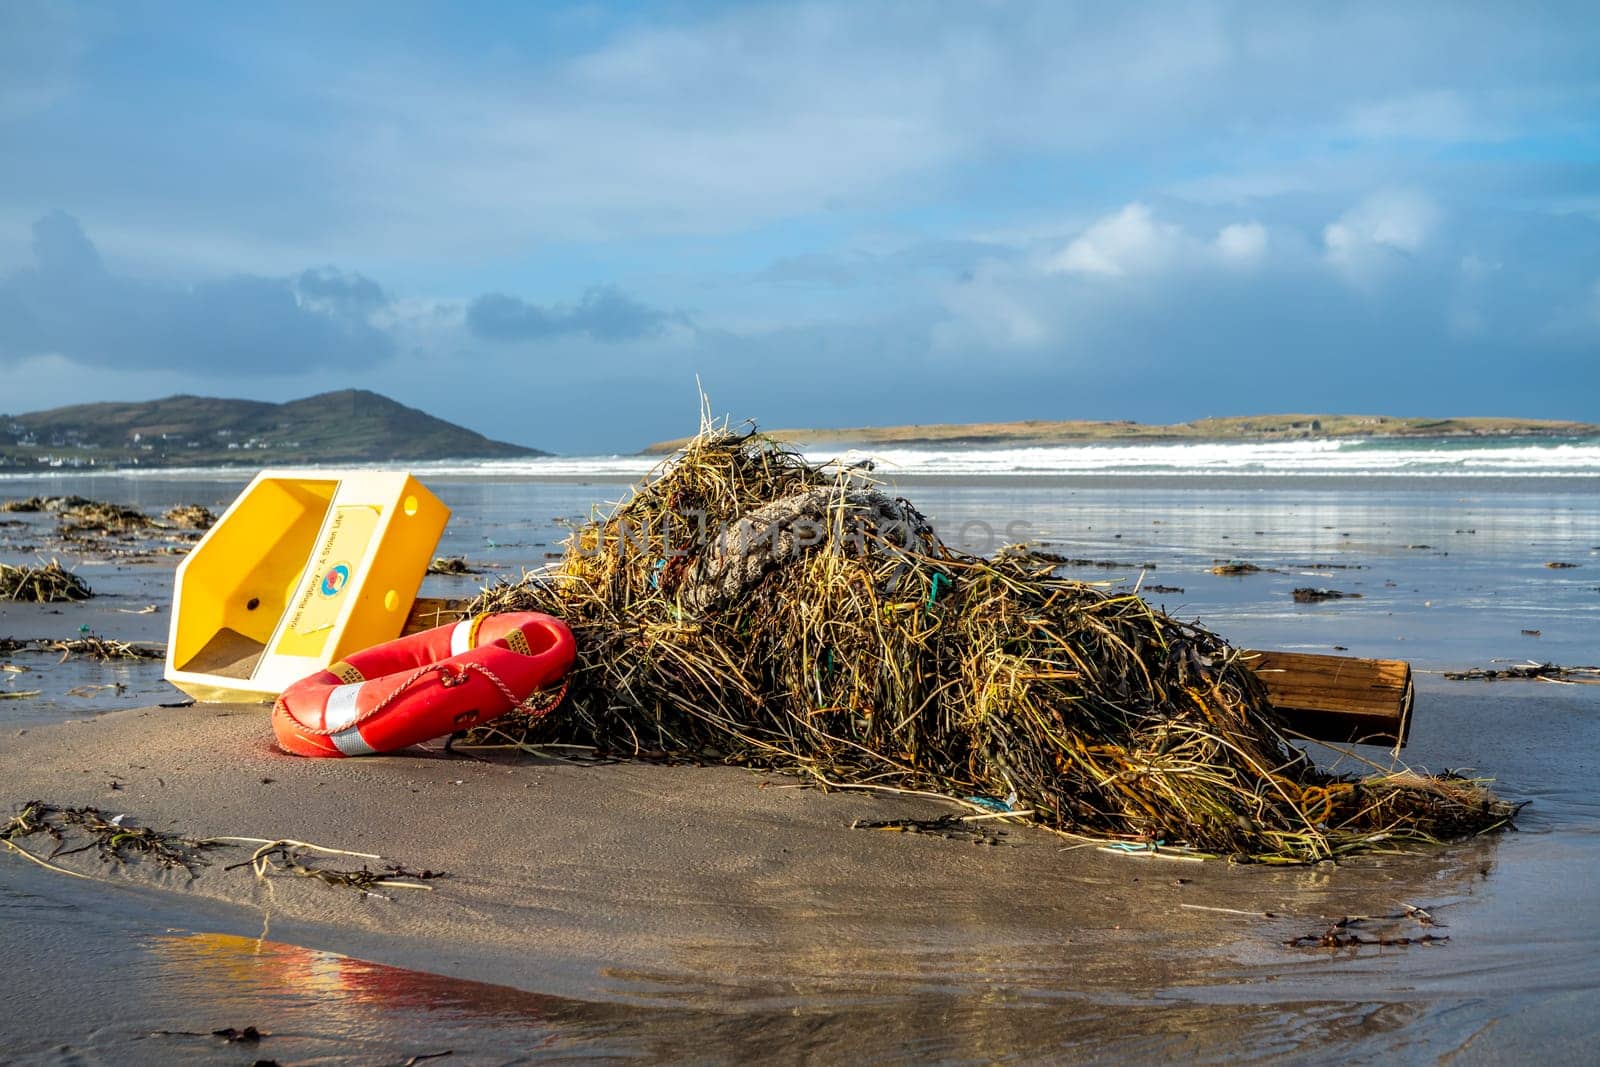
(643, 413), (1600, 454)
(0, 389), (547, 469)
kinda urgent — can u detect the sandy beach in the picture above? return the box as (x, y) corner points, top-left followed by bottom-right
(3, 675), (1598, 1065)
(3, 469), (1598, 1064)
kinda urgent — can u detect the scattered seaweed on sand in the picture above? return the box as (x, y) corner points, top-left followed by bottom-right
(221, 839), (444, 899)
(1443, 662), (1600, 683)
(1292, 588), (1363, 603)
(0, 636), (162, 660)
(3, 805), (443, 896)
(467, 423), (1515, 864)
(994, 545), (1152, 571)
(214, 1026), (262, 1044)
(162, 504), (216, 530)
(0, 560), (93, 602)
(427, 556), (483, 576)
(57, 501), (154, 539)
(1284, 907), (1450, 949)
(1, 496), (93, 514)
(851, 814), (1010, 844)
(147, 1026), (268, 1047)
(2, 801), (220, 876)
(42, 636), (164, 661)
(0, 496), (205, 538)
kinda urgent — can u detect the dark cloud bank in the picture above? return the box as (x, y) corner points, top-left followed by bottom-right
(0, 211), (394, 374)
(0, 213), (688, 393)
(466, 286), (684, 343)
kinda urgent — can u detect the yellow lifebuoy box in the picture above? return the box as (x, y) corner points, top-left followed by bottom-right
(165, 470), (450, 703)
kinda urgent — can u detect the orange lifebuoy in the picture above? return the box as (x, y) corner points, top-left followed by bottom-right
(272, 612), (575, 758)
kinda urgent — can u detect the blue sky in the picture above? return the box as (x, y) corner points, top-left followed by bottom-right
(1, 1), (1597, 452)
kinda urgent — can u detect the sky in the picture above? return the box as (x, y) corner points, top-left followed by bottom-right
(1, 1), (1597, 454)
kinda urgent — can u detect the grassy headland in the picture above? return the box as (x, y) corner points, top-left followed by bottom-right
(641, 414), (1599, 454)
(0, 389), (545, 470)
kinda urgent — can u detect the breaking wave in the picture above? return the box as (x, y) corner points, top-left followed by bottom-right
(421, 436), (1600, 479)
(7, 436), (1598, 483)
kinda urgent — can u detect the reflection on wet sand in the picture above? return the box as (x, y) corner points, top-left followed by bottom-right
(146, 930), (1443, 1065)
(149, 932), (578, 1059)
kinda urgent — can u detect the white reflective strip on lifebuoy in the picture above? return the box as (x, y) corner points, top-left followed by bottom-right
(323, 682), (366, 732)
(450, 620), (473, 656)
(329, 725), (376, 756)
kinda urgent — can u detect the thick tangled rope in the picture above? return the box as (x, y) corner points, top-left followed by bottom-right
(671, 487), (936, 612)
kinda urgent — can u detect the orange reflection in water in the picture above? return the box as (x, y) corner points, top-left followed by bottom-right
(152, 931), (574, 1027)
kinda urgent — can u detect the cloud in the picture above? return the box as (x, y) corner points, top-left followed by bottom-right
(0, 212), (395, 373)
(1044, 206), (1272, 281)
(1326, 190), (1437, 255)
(465, 286), (685, 343)
(0, 3), (1595, 278)
(30, 208), (101, 275)
(1047, 204), (1186, 277)
(933, 194), (1481, 360)
(295, 267), (388, 315)
(1323, 190), (1440, 284)
(1215, 222), (1268, 266)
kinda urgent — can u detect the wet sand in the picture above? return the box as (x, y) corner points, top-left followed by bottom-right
(5, 698), (1293, 996)
(4, 675), (1599, 1064)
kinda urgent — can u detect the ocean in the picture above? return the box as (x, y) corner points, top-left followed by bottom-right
(8, 433), (1600, 482)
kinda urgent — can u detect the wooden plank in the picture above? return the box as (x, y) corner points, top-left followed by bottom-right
(1241, 649), (1412, 748)
(401, 598), (1413, 748)
(402, 596), (472, 635)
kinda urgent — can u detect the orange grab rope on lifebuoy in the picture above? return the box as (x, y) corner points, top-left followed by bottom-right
(271, 612), (576, 758)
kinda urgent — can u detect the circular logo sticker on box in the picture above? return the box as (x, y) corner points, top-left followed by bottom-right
(319, 562), (352, 598)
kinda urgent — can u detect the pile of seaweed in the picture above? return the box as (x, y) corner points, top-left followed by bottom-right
(428, 555), (483, 576)
(0, 635), (160, 660)
(470, 425), (1514, 862)
(57, 501), (154, 539)
(0, 496), (89, 514)
(1, 496), (213, 539)
(162, 504), (215, 531)
(0, 561), (92, 602)
(1, 495), (147, 533)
